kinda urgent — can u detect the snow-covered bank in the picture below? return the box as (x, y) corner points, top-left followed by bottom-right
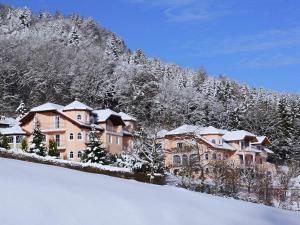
(0, 158), (299, 225)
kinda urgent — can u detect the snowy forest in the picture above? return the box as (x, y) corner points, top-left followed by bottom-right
(0, 5), (299, 162)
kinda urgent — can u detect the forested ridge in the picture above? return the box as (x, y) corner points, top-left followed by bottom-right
(0, 5), (299, 162)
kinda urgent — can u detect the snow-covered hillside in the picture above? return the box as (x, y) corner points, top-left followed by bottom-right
(0, 158), (298, 225)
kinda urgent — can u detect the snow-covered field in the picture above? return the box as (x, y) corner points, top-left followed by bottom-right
(0, 158), (299, 225)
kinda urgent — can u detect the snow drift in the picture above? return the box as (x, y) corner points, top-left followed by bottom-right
(0, 158), (299, 225)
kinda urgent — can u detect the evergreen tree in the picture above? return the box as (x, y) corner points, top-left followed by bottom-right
(0, 135), (10, 149)
(82, 125), (110, 164)
(275, 98), (294, 161)
(48, 138), (59, 157)
(15, 100), (27, 120)
(29, 120), (47, 156)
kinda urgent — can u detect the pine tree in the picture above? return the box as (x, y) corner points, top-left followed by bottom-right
(0, 135), (10, 149)
(48, 138), (59, 157)
(81, 125), (110, 164)
(275, 98), (294, 161)
(29, 120), (47, 156)
(15, 100), (27, 120)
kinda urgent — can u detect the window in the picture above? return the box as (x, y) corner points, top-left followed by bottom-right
(7, 136), (13, 144)
(182, 154), (188, 166)
(108, 135), (112, 144)
(239, 155), (244, 164)
(54, 116), (60, 129)
(211, 139), (216, 144)
(69, 133), (74, 140)
(173, 155), (181, 165)
(177, 142), (183, 149)
(55, 134), (60, 147)
(78, 151), (82, 158)
(205, 168), (209, 174)
(16, 135), (23, 143)
(217, 154), (222, 160)
(241, 141), (249, 149)
(212, 153), (217, 160)
(77, 114), (82, 120)
(205, 153), (209, 160)
(69, 151), (74, 159)
(116, 137), (120, 145)
(259, 158), (263, 164)
(77, 132), (82, 140)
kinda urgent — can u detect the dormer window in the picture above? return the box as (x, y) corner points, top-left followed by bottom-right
(211, 139), (216, 144)
(77, 114), (82, 120)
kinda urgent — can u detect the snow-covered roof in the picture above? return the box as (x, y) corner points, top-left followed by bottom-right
(263, 148), (274, 154)
(63, 101), (93, 111)
(223, 130), (258, 142)
(0, 125), (26, 135)
(31, 103), (64, 112)
(252, 136), (270, 145)
(166, 124), (204, 136)
(93, 109), (121, 122)
(118, 112), (136, 121)
(201, 138), (235, 151)
(199, 126), (227, 135)
(157, 129), (168, 138)
(0, 117), (18, 126)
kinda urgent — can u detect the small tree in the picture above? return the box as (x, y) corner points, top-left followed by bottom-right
(21, 138), (28, 151)
(29, 120), (47, 156)
(241, 167), (257, 195)
(48, 138), (59, 157)
(132, 130), (165, 183)
(0, 135), (10, 149)
(15, 100), (27, 120)
(82, 125), (110, 165)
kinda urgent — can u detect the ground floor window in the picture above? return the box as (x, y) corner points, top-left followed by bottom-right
(16, 135), (24, 143)
(69, 151), (74, 159)
(7, 136), (14, 144)
(55, 134), (60, 147)
(78, 151), (82, 158)
(182, 154), (188, 166)
(173, 155), (181, 165)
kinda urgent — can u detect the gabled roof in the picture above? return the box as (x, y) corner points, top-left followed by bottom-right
(166, 124), (204, 136)
(200, 137), (235, 151)
(63, 101), (93, 111)
(31, 103), (64, 112)
(199, 126), (227, 135)
(0, 125), (26, 135)
(93, 109), (123, 123)
(118, 112), (136, 121)
(252, 136), (271, 145)
(223, 130), (258, 142)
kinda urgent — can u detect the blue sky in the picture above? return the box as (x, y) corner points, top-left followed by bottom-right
(2, 0), (300, 94)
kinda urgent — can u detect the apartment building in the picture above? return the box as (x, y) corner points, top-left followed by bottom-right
(157, 125), (275, 175)
(19, 101), (136, 161)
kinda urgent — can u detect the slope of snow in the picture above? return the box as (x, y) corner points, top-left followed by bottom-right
(0, 158), (299, 225)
